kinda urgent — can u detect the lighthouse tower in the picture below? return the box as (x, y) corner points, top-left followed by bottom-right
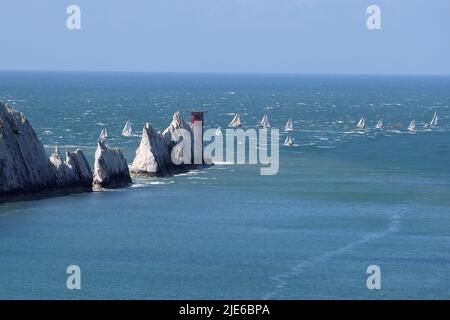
(191, 110), (206, 164)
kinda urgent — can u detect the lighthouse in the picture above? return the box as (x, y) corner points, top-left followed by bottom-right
(191, 110), (206, 164)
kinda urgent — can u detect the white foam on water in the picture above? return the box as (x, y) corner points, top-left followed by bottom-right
(130, 183), (146, 188)
(187, 177), (211, 180)
(213, 161), (234, 165)
(263, 207), (405, 299)
(150, 181), (175, 185)
(130, 179), (175, 187)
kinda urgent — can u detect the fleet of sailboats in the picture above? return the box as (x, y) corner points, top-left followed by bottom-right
(122, 120), (134, 137)
(229, 113), (242, 128)
(106, 111), (439, 147)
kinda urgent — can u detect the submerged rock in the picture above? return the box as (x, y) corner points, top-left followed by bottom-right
(0, 101), (92, 202)
(93, 140), (131, 189)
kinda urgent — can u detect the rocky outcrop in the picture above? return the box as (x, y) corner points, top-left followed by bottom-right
(0, 101), (92, 202)
(130, 123), (172, 176)
(162, 112), (193, 145)
(93, 140), (131, 189)
(130, 112), (204, 177)
(50, 147), (93, 188)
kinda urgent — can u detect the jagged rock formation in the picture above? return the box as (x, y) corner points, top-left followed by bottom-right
(162, 112), (193, 145)
(130, 112), (204, 177)
(0, 101), (92, 202)
(131, 123), (172, 176)
(93, 140), (131, 189)
(50, 147), (93, 188)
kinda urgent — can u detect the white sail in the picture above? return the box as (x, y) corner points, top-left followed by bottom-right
(99, 128), (108, 140)
(375, 119), (383, 129)
(229, 113), (242, 127)
(284, 135), (294, 146)
(284, 118), (294, 132)
(215, 126), (223, 136)
(122, 120), (133, 137)
(430, 112), (438, 127)
(408, 120), (416, 132)
(259, 113), (271, 128)
(357, 117), (366, 129)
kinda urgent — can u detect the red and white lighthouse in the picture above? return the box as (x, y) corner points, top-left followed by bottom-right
(191, 110), (206, 164)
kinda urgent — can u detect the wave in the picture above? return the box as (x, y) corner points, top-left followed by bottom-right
(213, 161), (234, 165)
(263, 206), (405, 299)
(130, 179), (175, 187)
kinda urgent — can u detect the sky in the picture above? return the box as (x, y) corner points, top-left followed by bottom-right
(0, 0), (449, 75)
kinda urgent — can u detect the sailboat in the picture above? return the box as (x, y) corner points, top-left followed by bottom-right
(408, 120), (416, 132)
(99, 128), (109, 140)
(375, 119), (384, 129)
(229, 113), (242, 127)
(284, 118), (294, 132)
(122, 120), (133, 137)
(357, 117), (366, 129)
(259, 113), (271, 128)
(284, 135), (294, 146)
(428, 112), (438, 128)
(215, 126), (223, 136)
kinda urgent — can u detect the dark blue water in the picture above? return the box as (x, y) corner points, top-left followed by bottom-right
(0, 72), (449, 299)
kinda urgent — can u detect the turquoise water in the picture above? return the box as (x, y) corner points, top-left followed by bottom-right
(0, 72), (450, 299)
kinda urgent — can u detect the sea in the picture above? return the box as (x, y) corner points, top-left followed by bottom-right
(0, 71), (449, 299)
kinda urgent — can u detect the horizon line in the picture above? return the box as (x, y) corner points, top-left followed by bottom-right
(1, 69), (450, 77)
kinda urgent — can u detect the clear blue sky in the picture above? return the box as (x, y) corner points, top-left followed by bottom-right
(0, 0), (449, 74)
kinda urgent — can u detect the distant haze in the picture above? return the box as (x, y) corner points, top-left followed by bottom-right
(0, 0), (449, 75)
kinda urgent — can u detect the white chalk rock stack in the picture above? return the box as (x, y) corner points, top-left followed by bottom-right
(49, 147), (93, 188)
(162, 111), (193, 144)
(162, 111), (194, 165)
(93, 139), (131, 189)
(0, 101), (58, 197)
(0, 101), (92, 202)
(130, 111), (207, 177)
(130, 123), (171, 176)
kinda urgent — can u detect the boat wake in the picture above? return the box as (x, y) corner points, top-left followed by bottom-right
(263, 206), (405, 299)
